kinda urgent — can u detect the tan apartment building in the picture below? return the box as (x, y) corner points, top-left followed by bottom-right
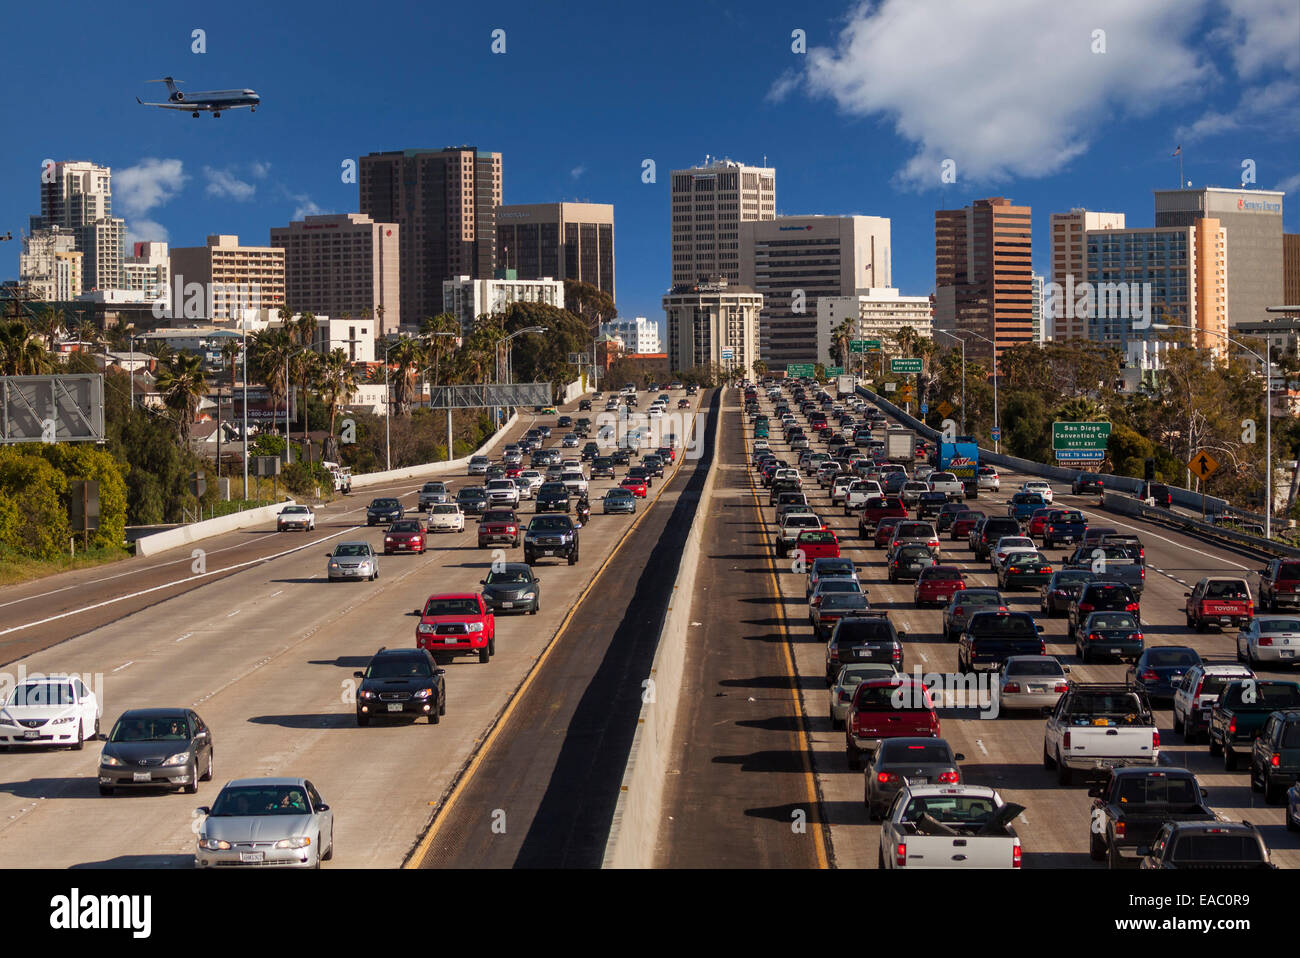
(359, 147), (502, 327)
(663, 276), (763, 376)
(934, 197), (1034, 367)
(270, 213), (401, 336)
(169, 234), (286, 322)
(671, 158), (775, 287)
(1049, 208), (1125, 339)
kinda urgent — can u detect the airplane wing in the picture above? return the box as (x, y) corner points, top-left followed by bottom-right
(137, 99), (195, 109)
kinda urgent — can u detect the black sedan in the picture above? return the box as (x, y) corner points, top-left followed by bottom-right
(98, 708), (214, 795)
(455, 486), (489, 516)
(1039, 568), (1095, 617)
(355, 648), (447, 726)
(1125, 646), (1202, 703)
(366, 497), (404, 525)
(480, 563), (541, 615)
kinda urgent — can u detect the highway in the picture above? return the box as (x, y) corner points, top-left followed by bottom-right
(0, 388), (705, 868)
(661, 383), (1300, 869)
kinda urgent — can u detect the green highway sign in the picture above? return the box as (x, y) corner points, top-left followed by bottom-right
(849, 339), (882, 354)
(890, 358), (923, 374)
(1052, 421), (1112, 451)
(786, 363), (815, 378)
(826, 366), (844, 376)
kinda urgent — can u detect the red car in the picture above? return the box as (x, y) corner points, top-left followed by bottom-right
(914, 565), (966, 608)
(414, 593), (496, 663)
(620, 476), (649, 498)
(1026, 507), (1055, 539)
(846, 678), (940, 769)
(477, 509), (522, 548)
(504, 465), (523, 479)
(874, 517), (905, 549)
(951, 510), (985, 541)
(796, 529), (840, 561)
(384, 519), (426, 555)
(859, 496), (908, 537)
(657, 446), (677, 464)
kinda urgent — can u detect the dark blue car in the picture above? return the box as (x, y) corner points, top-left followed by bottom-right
(1126, 646), (1203, 702)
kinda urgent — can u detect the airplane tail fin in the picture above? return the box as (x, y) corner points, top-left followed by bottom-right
(136, 96), (143, 105)
(163, 77), (181, 99)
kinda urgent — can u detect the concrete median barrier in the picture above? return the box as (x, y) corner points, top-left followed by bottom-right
(602, 389), (724, 868)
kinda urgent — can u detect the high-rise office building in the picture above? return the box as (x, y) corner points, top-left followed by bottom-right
(270, 213), (401, 335)
(29, 160), (126, 292)
(1049, 209), (1126, 340)
(1084, 220), (1227, 364)
(599, 316), (660, 354)
(441, 272), (564, 336)
(1283, 233), (1299, 309)
(933, 197), (1033, 367)
(662, 276), (762, 376)
(19, 227), (82, 301)
(496, 202), (615, 300)
(741, 214), (891, 368)
(671, 158), (775, 287)
(1032, 273), (1045, 343)
(170, 235), (285, 322)
(1154, 187), (1283, 326)
(122, 242), (170, 305)
(815, 288), (932, 365)
(359, 147), (502, 325)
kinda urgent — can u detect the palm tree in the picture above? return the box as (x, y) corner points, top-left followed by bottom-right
(420, 312), (460, 393)
(155, 351), (209, 443)
(319, 349), (359, 462)
(388, 338), (424, 416)
(1056, 396), (1107, 423)
(0, 321), (52, 375)
(29, 306), (62, 352)
(292, 311), (318, 445)
(250, 327), (298, 424)
(832, 317), (856, 369)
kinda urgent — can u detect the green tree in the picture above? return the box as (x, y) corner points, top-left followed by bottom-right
(0, 450), (70, 560)
(154, 351), (209, 443)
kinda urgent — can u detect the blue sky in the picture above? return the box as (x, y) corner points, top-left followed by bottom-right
(2, 0), (1297, 327)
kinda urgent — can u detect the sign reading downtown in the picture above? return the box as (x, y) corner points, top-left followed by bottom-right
(1053, 421), (1111, 460)
(890, 358), (923, 374)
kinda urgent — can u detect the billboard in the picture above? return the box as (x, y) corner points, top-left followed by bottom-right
(230, 387), (296, 423)
(1, 374), (105, 444)
(426, 382), (552, 410)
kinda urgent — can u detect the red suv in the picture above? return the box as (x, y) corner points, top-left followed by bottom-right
(414, 593), (496, 663)
(477, 509), (522, 548)
(914, 565), (966, 608)
(846, 678), (940, 769)
(796, 529), (840, 561)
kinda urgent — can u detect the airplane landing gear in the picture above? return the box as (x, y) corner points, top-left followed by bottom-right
(192, 111), (200, 118)
(213, 111), (221, 118)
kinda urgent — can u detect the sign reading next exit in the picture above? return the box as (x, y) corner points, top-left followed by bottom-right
(1052, 421), (1112, 450)
(890, 358), (922, 374)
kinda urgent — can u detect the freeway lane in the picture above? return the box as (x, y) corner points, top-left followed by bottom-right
(0, 389), (704, 868)
(656, 387), (827, 867)
(0, 410), (551, 662)
(727, 386), (1300, 869)
(412, 390), (718, 869)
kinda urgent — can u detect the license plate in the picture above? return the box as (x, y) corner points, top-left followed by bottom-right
(387, 703), (404, 712)
(540, 550), (555, 556)
(1221, 617), (1232, 624)
(500, 601), (514, 608)
(23, 730), (38, 739)
(1283, 650), (1295, 658)
(133, 772), (151, 782)
(239, 851), (264, 863)
(444, 637), (461, 645)
(1111, 648), (1122, 655)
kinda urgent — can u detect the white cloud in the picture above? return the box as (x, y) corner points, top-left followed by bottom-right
(203, 166), (257, 201)
(570, 164), (587, 179)
(1212, 0), (1300, 80)
(1176, 77), (1300, 142)
(290, 195), (326, 220)
(125, 218), (169, 247)
(780, 0), (1212, 187)
(1276, 170), (1300, 196)
(115, 158), (187, 217)
(249, 160), (272, 179)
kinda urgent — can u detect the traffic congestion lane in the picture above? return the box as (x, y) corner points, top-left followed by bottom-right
(656, 387), (828, 868)
(741, 386), (1300, 868)
(0, 406), (566, 660)
(0, 389), (702, 868)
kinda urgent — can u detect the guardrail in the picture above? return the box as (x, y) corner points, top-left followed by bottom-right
(135, 499), (297, 558)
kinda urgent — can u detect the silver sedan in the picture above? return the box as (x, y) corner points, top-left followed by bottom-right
(1236, 615), (1300, 668)
(863, 737), (964, 820)
(993, 655), (1070, 715)
(196, 777), (334, 868)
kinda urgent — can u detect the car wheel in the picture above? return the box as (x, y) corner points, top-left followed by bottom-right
(568, 552), (578, 566)
(878, 847), (887, 869)
(1224, 745), (1238, 771)
(1289, 808), (1300, 832)
(524, 550), (534, 565)
(430, 699), (441, 723)
(1106, 841), (1123, 870)
(1043, 743), (1055, 770)
(1057, 751), (1072, 785)
(313, 837), (322, 869)
(203, 749), (213, 781)
(1236, 639), (1245, 663)
(479, 647), (490, 664)
(1250, 758), (1263, 792)
(99, 785), (113, 796)
(71, 719), (84, 750)
(831, 717), (844, 732)
(439, 692), (447, 716)
(1247, 644), (1259, 670)
(1183, 724), (1198, 745)
(1089, 829), (1106, 861)
(184, 759), (199, 793)
(93, 717), (100, 740)
(846, 744), (860, 770)
(1209, 735), (1222, 757)
(322, 827), (334, 861)
(489, 637), (497, 657)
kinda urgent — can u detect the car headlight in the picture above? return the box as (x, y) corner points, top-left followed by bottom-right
(466, 622), (485, 632)
(162, 751), (191, 766)
(100, 754), (124, 766)
(359, 690), (377, 700)
(412, 687), (435, 699)
(329, 561), (340, 568)
(417, 623), (435, 634)
(50, 715), (77, 725)
(199, 838), (232, 850)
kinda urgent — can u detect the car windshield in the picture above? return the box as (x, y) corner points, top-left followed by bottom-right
(922, 567), (962, 581)
(1147, 649), (1200, 668)
(1053, 511), (1084, 523)
(1089, 613), (1138, 630)
(1221, 683), (1300, 709)
(367, 657), (434, 679)
(958, 511), (985, 522)
(109, 714), (191, 741)
(1172, 835), (1263, 863)
(1006, 660), (1064, 677)
(879, 742), (952, 763)
(898, 546), (932, 560)
(487, 480), (512, 489)
(333, 544), (371, 557)
(822, 594), (868, 611)
(957, 592), (1003, 607)
(968, 614), (1036, 636)
(5, 681), (75, 707)
(210, 785), (311, 817)
(423, 598), (480, 616)
(431, 505), (459, 515)
(530, 517), (573, 532)
(482, 510), (516, 523)
(1064, 693), (1146, 720)
(458, 488), (486, 499)
(371, 499), (399, 509)
(1115, 775), (1199, 806)
(423, 483), (445, 492)
(856, 683), (928, 711)
(282, 506), (309, 515)
(607, 489), (633, 499)
(902, 796), (997, 824)
(487, 570), (533, 585)
(1259, 619), (1300, 633)
(818, 580), (861, 594)
(1055, 571), (1092, 585)
(389, 521), (422, 533)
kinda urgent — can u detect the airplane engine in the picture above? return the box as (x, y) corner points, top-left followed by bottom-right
(173, 91), (185, 100)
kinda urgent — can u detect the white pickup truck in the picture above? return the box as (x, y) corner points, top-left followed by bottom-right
(843, 479), (883, 514)
(878, 785), (1024, 869)
(928, 472), (964, 500)
(1043, 683), (1159, 785)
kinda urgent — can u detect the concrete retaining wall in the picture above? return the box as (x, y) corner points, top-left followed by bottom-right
(349, 413), (520, 490)
(602, 390), (724, 868)
(135, 500), (297, 558)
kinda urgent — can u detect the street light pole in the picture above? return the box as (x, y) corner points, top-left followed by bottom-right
(242, 325), (248, 500)
(381, 338), (406, 472)
(933, 329), (967, 437)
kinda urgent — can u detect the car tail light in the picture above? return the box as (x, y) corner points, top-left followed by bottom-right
(1140, 669), (1158, 681)
(896, 843), (907, 867)
(1003, 682), (1021, 693)
(1247, 601), (1255, 616)
(1040, 639), (1047, 655)
(1054, 682), (1070, 693)
(1063, 731), (1071, 749)
(877, 772), (899, 784)
(1194, 678), (1205, 699)
(1012, 845), (1022, 869)
(1272, 753), (1281, 768)
(891, 648), (902, 661)
(1042, 566), (1053, 574)
(937, 771), (959, 784)
(1009, 566), (1021, 574)
(829, 647), (839, 660)
(1088, 632), (1101, 643)
(1115, 821), (1126, 839)
(954, 607), (964, 617)
(1152, 730), (1160, 751)
(1078, 603), (1094, 615)
(1228, 717), (1237, 736)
